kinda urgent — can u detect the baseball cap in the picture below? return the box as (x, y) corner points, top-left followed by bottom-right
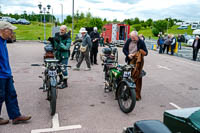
(0, 21), (17, 30)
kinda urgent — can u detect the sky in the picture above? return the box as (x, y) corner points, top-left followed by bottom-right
(0, 0), (200, 22)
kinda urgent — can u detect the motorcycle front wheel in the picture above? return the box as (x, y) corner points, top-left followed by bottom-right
(75, 51), (80, 62)
(117, 83), (136, 113)
(50, 86), (57, 116)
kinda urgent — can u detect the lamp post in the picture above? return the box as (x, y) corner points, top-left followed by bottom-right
(38, 3), (51, 44)
(72, 0), (74, 39)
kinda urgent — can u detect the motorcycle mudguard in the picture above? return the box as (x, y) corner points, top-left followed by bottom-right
(116, 79), (136, 98)
(50, 77), (57, 87)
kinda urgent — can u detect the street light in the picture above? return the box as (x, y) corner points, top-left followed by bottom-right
(38, 3), (51, 44)
(72, 0), (74, 39)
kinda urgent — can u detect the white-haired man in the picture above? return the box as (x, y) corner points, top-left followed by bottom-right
(90, 27), (100, 65)
(0, 21), (31, 125)
(54, 25), (71, 89)
(123, 31), (148, 101)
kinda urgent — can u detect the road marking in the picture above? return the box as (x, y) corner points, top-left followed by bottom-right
(31, 113), (82, 133)
(169, 102), (182, 109)
(31, 125), (82, 133)
(52, 113), (59, 128)
(157, 65), (171, 70)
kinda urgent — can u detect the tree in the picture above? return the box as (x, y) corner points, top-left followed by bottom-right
(152, 20), (168, 36)
(132, 24), (142, 31)
(146, 18), (153, 27)
(133, 17), (140, 24)
(64, 15), (72, 24)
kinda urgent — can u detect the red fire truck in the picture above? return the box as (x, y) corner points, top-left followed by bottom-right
(102, 23), (130, 46)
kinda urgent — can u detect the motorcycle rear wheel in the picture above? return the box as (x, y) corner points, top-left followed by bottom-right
(117, 83), (136, 113)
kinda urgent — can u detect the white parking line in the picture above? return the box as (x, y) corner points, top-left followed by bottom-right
(52, 113), (59, 128)
(169, 102), (182, 109)
(31, 113), (82, 133)
(157, 65), (171, 70)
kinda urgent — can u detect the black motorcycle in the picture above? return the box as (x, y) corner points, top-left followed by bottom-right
(71, 41), (81, 62)
(40, 58), (71, 116)
(101, 48), (136, 113)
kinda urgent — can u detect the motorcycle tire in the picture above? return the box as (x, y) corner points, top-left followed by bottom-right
(50, 86), (57, 116)
(117, 83), (136, 113)
(75, 51), (80, 62)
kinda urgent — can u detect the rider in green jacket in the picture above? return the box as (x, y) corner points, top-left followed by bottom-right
(54, 25), (71, 89)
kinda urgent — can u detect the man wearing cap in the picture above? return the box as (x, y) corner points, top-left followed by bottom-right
(73, 27), (92, 71)
(0, 21), (31, 125)
(90, 27), (100, 65)
(192, 36), (200, 61)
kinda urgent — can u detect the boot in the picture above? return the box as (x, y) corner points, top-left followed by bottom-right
(58, 79), (68, 89)
(58, 74), (63, 85)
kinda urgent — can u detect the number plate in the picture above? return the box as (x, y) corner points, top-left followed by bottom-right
(48, 70), (57, 76)
(123, 71), (131, 78)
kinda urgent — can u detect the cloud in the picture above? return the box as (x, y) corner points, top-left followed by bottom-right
(86, 0), (103, 3)
(114, 0), (138, 4)
(100, 8), (123, 12)
(0, 0), (200, 22)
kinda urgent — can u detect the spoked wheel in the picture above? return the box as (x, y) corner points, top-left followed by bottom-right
(50, 86), (57, 116)
(75, 51), (80, 62)
(117, 83), (136, 113)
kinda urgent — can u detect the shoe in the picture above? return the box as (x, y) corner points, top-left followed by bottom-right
(70, 58), (73, 60)
(91, 62), (93, 65)
(73, 67), (80, 71)
(58, 79), (68, 89)
(94, 63), (98, 65)
(12, 115), (31, 124)
(84, 68), (91, 71)
(0, 118), (9, 125)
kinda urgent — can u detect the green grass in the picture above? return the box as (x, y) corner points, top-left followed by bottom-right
(138, 25), (193, 40)
(14, 21), (54, 40)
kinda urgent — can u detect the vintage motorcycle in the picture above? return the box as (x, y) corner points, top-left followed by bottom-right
(40, 44), (71, 116)
(101, 48), (136, 113)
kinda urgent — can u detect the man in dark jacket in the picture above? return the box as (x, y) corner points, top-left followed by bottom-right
(90, 27), (100, 65)
(54, 25), (71, 89)
(123, 31), (148, 100)
(0, 21), (31, 125)
(192, 36), (200, 61)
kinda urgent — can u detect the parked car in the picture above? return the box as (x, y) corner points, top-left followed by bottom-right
(187, 39), (194, 46)
(177, 25), (188, 30)
(17, 19), (30, 25)
(7, 18), (18, 24)
(7, 32), (16, 43)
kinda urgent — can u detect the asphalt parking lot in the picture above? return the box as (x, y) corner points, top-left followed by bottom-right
(0, 41), (200, 133)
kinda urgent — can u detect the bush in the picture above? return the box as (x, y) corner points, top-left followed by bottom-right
(152, 28), (159, 36)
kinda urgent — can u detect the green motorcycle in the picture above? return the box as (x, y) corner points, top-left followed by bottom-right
(101, 48), (136, 113)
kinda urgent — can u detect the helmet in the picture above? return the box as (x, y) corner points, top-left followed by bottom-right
(102, 47), (111, 55)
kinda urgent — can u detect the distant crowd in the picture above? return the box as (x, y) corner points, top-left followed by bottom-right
(157, 34), (200, 61)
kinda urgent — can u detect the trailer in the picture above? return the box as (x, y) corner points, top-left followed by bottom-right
(102, 23), (130, 46)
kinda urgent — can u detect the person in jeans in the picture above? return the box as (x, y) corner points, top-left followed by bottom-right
(177, 34), (182, 50)
(54, 25), (71, 89)
(170, 34), (176, 55)
(157, 34), (164, 54)
(0, 21), (31, 125)
(73, 28), (92, 71)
